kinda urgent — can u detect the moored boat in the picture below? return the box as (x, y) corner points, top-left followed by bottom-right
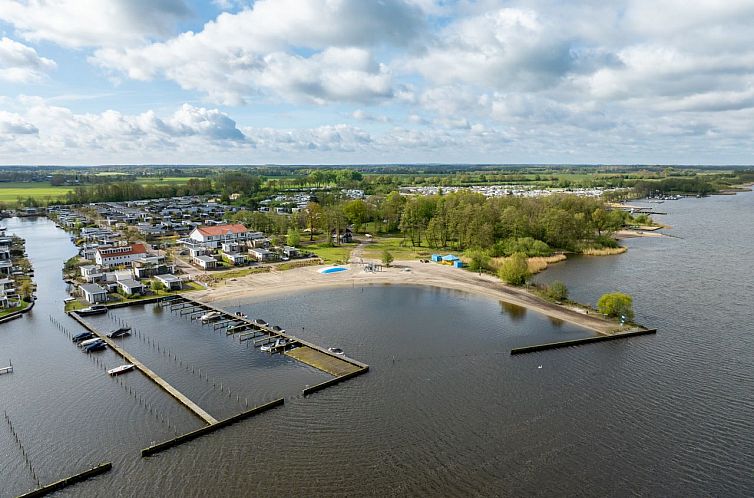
(200, 311), (222, 322)
(77, 305), (108, 316)
(72, 331), (94, 343)
(79, 337), (104, 348)
(84, 341), (107, 353)
(107, 327), (131, 338)
(107, 364), (135, 376)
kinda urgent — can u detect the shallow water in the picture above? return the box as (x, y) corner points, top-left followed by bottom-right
(1, 190), (753, 497)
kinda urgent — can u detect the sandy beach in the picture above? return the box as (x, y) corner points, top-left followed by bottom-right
(190, 260), (627, 335)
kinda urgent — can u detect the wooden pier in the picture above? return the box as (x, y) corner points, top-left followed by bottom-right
(68, 311), (219, 425)
(510, 328), (657, 355)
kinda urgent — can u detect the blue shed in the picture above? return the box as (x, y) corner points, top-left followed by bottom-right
(442, 254), (459, 262)
(431, 254), (442, 262)
(453, 260), (464, 268)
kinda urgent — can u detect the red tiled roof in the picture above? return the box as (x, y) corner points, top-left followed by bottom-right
(195, 224), (248, 236)
(98, 243), (147, 259)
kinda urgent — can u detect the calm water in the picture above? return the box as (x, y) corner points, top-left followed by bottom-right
(1, 190), (753, 497)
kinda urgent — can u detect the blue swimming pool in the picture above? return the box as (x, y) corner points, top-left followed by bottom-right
(318, 266), (348, 274)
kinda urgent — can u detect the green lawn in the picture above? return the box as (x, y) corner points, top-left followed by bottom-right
(303, 242), (356, 264)
(0, 182), (74, 204)
(361, 236), (433, 261)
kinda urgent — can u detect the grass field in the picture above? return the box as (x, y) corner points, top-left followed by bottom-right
(303, 242), (356, 264)
(0, 178), (197, 205)
(0, 182), (74, 204)
(361, 236), (433, 261)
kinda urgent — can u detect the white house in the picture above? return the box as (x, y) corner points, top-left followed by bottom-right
(154, 274), (183, 291)
(193, 254), (218, 269)
(189, 224), (249, 249)
(249, 248), (274, 262)
(80, 283), (108, 303)
(95, 243), (148, 269)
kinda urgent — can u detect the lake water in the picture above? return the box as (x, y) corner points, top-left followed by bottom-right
(1, 191), (753, 497)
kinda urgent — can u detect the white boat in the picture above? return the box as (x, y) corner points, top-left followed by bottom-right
(79, 337), (104, 348)
(107, 364), (134, 376)
(260, 343), (273, 352)
(234, 311), (248, 319)
(200, 311), (222, 322)
(328, 347), (345, 355)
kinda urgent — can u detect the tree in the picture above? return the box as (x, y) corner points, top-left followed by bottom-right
(19, 280), (34, 302)
(497, 252), (530, 286)
(545, 281), (568, 302)
(151, 280), (166, 292)
(304, 202), (323, 241)
(381, 249), (394, 267)
(287, 228), (301, 247)
(597, 292), (634, 322)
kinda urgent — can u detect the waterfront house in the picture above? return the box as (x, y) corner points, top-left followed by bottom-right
(222, 252), (247, 266)
(154, 274), (183, 291)
(193, 254), (218, 270)
(249, 248), (275, 262)
(189, 223), (249, 249)
(80, 283), (108, 303)
(95, 243), (148, 269)
(80, 265), (105, 283)
(117, 278), (144, 296)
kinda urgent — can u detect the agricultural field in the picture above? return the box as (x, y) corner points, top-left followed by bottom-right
(0, 182), (73, 205)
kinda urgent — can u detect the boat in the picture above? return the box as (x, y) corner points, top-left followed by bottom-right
(234, 311), (248, 319)
(271, 325), (285, 332)
(72, 331), (94, 343)
(77, 305), (108, 316)
(79, 337), (104, 348)
(84, 342), (107, 353)
(328, 347), (345, 355)
(107, 327), (131, 338)
(260, 343), (273, 352)
(253, 319), (267, 327)
(107, 364), (134, 376)
(200, 311), (222, 322)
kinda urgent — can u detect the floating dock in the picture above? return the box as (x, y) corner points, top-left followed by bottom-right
(68, 311), (218, 425)
(510, 328), (657, 355)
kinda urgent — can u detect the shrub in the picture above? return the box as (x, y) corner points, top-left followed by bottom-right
(597, 292), (634, 321)
(465, 249), (490, 272)
(381, 249), (394, 267)
(497, 252), (530, 286)
(492, 237), (553, 257)
(545, 280), (568, 301)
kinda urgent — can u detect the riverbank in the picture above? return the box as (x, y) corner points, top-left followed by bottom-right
(191, 260), (631, 335)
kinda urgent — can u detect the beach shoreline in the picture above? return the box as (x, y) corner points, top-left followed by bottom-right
(190, 260), (631, 336)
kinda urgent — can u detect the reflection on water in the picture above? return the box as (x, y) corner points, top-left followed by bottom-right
(500, 300), (527, 321)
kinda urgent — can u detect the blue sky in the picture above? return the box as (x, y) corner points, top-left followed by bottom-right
(2, 0), (754, 165)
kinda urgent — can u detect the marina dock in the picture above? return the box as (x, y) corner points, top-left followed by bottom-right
(160, 295), (369, 381)
(68, 311), (219, 425)
(510, 328), (657, 355)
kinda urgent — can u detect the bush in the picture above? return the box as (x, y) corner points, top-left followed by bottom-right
(594, 235), (619, 249)
(465, 249), (490, 272)
(597, 292), (634, 321)
(545, 280), (568, 301)
(381, 249), (394, 267)
(497, 252), (530, 286)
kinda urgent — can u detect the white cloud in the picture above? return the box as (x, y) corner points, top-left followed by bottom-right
(0, 0), (191, 48)
(0, 37), (56, 83)
(0, 110), (39, 135)
(92, 0), (423, 104)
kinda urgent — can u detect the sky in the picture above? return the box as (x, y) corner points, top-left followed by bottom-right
(1, 0), (754, 166)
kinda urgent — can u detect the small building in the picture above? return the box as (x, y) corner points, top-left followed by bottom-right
(117, 278), (144, 296)
(331, 227), (353, 244)
(249, 248), (274, 262)
(154, 274), (183, 291)
(193, 254), (218, 269)
(431, 254), (442, 262)
(80, 265), (105, 283)
(441, 254), (460, 265)
(223, 252), (247, 266)
(80, 283), (108, 303)
(282, 246), (299, 258)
